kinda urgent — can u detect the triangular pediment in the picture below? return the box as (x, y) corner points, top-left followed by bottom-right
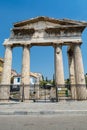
(14, 16), (87, 28)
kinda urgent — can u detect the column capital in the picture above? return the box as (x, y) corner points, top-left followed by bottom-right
(53, 44), (62, 48)
(22, 44), (31, 48)
(5, 44), (12, 48)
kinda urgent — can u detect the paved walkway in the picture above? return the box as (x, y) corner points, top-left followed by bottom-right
(0, 100), (87, 115)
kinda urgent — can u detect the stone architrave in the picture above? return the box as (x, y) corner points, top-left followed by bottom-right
(21, 45), (30, 101)
(74, 44), (86, 100)
(1, 45), (12, 100)
(67, 47), (77, 99)
(54, 45), (65, 86)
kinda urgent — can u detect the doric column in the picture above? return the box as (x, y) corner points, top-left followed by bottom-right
(67, 47), (77, 99)
(74, 44), (86, 100)
(21, 45), (30, 100)
(54, 45), (65, 86)
(1, 45), (12, 100)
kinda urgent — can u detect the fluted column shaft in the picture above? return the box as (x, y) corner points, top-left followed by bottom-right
(68, 47), (77, 99)
(21, 45), (30, 100)
(1, 45), (12, 100)
(74, 44), (86, 100)
(54, 45), (65, 86)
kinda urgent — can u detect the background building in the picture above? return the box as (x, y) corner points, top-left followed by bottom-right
(13, 72), (42, 85)
(0, 57), (42, 85)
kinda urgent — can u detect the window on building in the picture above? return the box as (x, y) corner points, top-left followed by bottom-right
(17, 77), (20, 82)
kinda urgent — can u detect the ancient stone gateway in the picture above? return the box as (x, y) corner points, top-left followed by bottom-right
(1, 16), (87, 101)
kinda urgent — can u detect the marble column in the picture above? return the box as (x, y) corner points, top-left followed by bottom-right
(0, 45), (12, 100)
(67, 47), (77, 99)
(54, 45), (65, 86)
(74, 44), (86, 100)
(21, 45), (30, 101)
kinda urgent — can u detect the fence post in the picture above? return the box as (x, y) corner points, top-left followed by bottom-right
(56, 85), (58, 102)
(21, 83), (24, 102)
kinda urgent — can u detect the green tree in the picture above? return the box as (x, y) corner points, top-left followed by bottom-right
(52, 74), (55, 85)
(42, 75), (44, 81)
(65, 78), (70, 90)
(46, 77), (48, 82)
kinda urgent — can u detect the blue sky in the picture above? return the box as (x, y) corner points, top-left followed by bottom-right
(0, 0), (87, 80)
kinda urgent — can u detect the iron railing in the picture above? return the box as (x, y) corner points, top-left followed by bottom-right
(0, 84), (87, 102)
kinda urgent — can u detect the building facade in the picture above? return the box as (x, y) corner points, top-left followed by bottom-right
(13, 72), (42, 85)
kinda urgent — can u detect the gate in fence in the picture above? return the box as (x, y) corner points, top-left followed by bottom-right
(0, 84), (86, 102)
(9, 84), (71, 102)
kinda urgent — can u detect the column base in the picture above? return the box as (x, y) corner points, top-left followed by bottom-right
(77, 85), (87, 100)
(20, 99), (30, 103)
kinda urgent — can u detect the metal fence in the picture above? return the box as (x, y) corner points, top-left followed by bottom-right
(0, 84), (87, 102)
